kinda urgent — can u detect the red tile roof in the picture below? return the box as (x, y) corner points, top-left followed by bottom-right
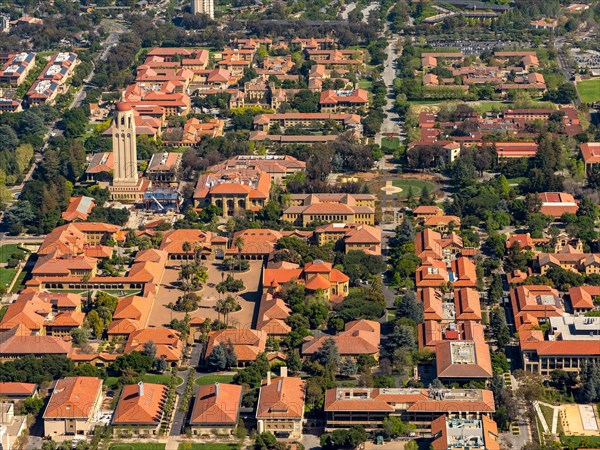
(190, 383), (242, 426)
(43, 377), (102, 419)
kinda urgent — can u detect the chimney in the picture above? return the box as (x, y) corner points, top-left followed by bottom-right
(280, 366), (288, 378)
(266, 371), (271, 386)
(138, 381), (144, 397)
(215, 382), (220, 397)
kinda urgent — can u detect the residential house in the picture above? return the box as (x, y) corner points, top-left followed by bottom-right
(0, 53), (36, 86)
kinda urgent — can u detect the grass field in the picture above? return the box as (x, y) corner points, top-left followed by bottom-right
(539, 404), (554, 431)
(105, 374), (182, 389)
(358, 79), (373, 90)
(178, 444), (240, 450)
(381, 137), (401, 152)
(560, 435), (600, 448)
(0, 244), (25, 263)
(195, 374), (235, 385)
(10, 269), (28, 294)
(0, 268), (17, 289)
(577, 79), (600, 103)
(392, 179), (436, 197)
(109, 445), (166, 450)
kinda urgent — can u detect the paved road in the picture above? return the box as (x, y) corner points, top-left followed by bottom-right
(340, 2), (356, 20)
(169, 343), (203, 437)
(375, 35), (400, 146)
(361, 1), (379, 22)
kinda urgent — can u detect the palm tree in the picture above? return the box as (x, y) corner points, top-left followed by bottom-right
(182, 241), (192, 261)
(233, 236), (244, 272)
(215, 295), (240, 326)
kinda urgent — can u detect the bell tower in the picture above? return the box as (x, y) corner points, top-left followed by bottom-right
(112, 102), (138, 187)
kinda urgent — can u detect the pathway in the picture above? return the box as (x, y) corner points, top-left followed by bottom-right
(340, 2), (356, 20)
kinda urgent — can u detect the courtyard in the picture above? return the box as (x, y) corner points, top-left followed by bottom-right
(146, 259), (263, 329)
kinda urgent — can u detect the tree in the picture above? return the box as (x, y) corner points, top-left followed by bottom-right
(314, 338), (340, 370)
(321, 426), (368, 450)
(382, 416), (414, 438)
(490, 308), (511, 349)
(19, 396), (44, 416)
(395, 217), (415, 246)
(111, 352), (153, 376)
(233, 236), (245, 272)
(142, 341), (157, 359)
(385, 324), (416, 354)
(206, 344), (228, 371)
(339, 358), (358, 377)
(215, 295), (241, 325)
(396, 290), (424, 324)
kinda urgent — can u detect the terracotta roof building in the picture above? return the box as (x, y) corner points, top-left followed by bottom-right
(538, 192), (579, 217)
(263, 260), (350, 302)
(207, 155), (305, 184)
(581, 142), (600, 174)
(62, 196), (95, 222)
(324, 387), (495, 433)
(283, 193), (376, 227)
(146, 152), (182, 184)
(435, 340), (493, 381)
(302, 320), (380, 360)
(319, 89), (368, 112)
(0, 324), (72, 359)
(43, 377), (103, 439)
(256, 376), (305, 439)
(205, 329), (267, 366)
(189, 383), (242, 435)
(112, 382), (168, 436)
(414, 205), (443, 223)
(536, 245), (600, 276)
(193, 169), (271, 218)
(569, 285), (600, 313)
(256, 293), (291, 338)
(124, 328), (183, 365)
(518, 313), (600, 376)
(314, 223), (382, 255)
(0, 382), (38, 401)
(431, 415), (500, 450)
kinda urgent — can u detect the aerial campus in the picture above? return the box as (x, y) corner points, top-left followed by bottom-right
(0, 1), (599, 450)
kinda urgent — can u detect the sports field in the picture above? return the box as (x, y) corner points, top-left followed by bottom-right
(577, 79), (600, 103)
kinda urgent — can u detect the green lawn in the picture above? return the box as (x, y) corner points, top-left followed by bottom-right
(109, 445), (166, 450)
(10, 269), (28, 294)
(0, 244), (25, 263)
(392, 179), (436, 197)
(560, 435), (600, 448)
(0, 268), (17, 289)
(577, 79), (600, 103)
(358, 79), (373, 90)
(101, 289), (141, 297)
(539, 404), (554, 431)
(0, 305), (8, 322)
(195, 374), (235, 386)
(178, 445), (240, 450)
(381, 137), (401, 151)
(105, 374), (183, 389)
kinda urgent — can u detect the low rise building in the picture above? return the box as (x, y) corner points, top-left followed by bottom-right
(302, 320), (380, 361)
(62, 196), (95, 222)
(435, 340), (493, 382)
(580, 142), (600, 174)
(324, 387), (495, 433)
(431, 416), (500, 450)
(146, 152), (182, 184)
(519, 314), (600, 376)
(0, 383), (38, 401)
(256, 376), (305, 439)
(319, 89), (368, 112)
(538, 192), (579, 217)
(193, 169), (271, 217)
(43, 377), (103, 439)
(207, 155), (305, 184)
(0, 52), (36, 86)
(189, 383), (242, 435)
(256, 293), (291, 338)
(314, 223), (382, 255)
(205, 329), (267, 366)
(112, 382), (168, 437)
(282, 193), (376, 226)
(263, 260), (350, 302)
